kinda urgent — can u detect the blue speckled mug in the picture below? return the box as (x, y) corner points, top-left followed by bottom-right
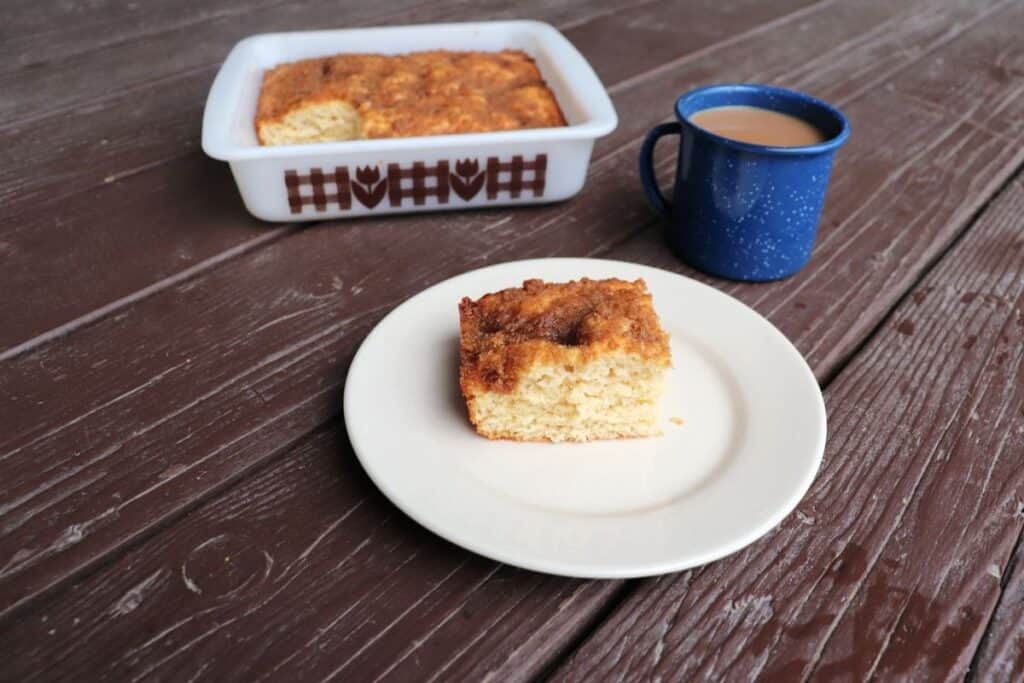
(639, 84), (850, 281)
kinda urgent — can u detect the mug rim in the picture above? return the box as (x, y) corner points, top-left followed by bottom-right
(675, 83), (851, 155)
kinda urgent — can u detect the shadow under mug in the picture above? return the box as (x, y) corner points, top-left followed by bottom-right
(640, 84), (850, 281)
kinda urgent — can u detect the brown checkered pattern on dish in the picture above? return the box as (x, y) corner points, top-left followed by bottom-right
(284, 167), (351, 213)
(283, 154), (548, 214)
(485, 154), (546, 199)
(387, 161), (451, 206)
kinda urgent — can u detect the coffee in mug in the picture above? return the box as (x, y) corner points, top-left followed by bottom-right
(689, 105), (825, 147)
(639, 83), (850, 281)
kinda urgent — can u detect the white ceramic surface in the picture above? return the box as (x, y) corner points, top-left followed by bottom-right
(344, 258), (826, 578)
(202, 22), (618, 221)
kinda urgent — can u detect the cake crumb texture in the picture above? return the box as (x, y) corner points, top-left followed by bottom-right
(458, 278), (671, 442)
(255, 50), (567, 145)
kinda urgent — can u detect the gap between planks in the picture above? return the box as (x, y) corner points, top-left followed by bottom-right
(0, 227), (296, 363)
(0, 0), (676, 358)
(967, 502), (1024, 681)
(546, 163), (1024, 682)
(0, 0), (663, 133)
(0, 0), (1011, 627)
(5, 0), (327, 74)
(816, 160), (1024, 389)
(0, 0), (952, 364)
(962, 206), (1024, 677)
(0, 211), (654, 625)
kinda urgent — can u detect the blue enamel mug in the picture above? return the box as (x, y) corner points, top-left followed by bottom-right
(639, 84), (850, 281)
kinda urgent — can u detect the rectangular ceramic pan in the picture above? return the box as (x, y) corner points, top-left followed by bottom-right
(202, 21), (618, 222)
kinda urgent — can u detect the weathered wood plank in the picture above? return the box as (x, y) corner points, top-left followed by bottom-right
(0, 0), (633, 124)
(0, 0), (373, 73)
(609, 0), (1024, 381)
(973, 529), (1024, 681)
(3, 155), (1018, 683)
(0, 426), (623, 681)
(0, 0), (981, 354)
(0, 0), (655, 213)
(0, 0), (819, 241)
(550, 178), (1024, 682)
(0, 0), (696, 359)
(1, 0), (1016, 625)
(2, 3), (1022, 678)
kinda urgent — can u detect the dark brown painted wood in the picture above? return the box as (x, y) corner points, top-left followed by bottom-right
(551, 175), (1024, 682)
(0, 0), (636, 124)
(0, 0), (652, 216)
(611, 0), (1024, 383)
(0, 0), (414, 74)
(0, 426), (623, 681)
(0, 0), (996, 625)
(2, 0), (1023, 679)
(0, 0), (825, 354)
(974, 523), (1024, 681)
(0, 0), (983, 356)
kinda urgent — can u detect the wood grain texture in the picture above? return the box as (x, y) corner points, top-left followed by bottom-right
(3, 0), (1023, 679)
(0, 426), (623, 681)
(0, 0), (655, 214)
(610, 0), (1024, 381)
(0, 0), (981, 358)
(551, 179), (1024, 682)
(973, 524), (1024, 681)
(4, 0), (1019, 630)
(0, 0), (636, 124)
(0, 0), (374, 74)
(0, 0), (822, 354)
(0, 0), (976, 622)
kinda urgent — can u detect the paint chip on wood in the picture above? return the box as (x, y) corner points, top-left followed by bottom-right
(721, 595), (774, 628)
(110, 569), (165, 616)
(987, 564), (1001, 580)
(795, 510), (816, 525)
(54, 523), (88, 551)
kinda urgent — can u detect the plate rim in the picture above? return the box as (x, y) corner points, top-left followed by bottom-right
(343, 257), (826, 578)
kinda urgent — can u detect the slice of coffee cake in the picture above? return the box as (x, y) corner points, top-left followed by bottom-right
(458, 278), (671, 442)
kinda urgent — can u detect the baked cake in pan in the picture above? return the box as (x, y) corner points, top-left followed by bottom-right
(255, 50), (567, 145)
(458, 278), (671, 442)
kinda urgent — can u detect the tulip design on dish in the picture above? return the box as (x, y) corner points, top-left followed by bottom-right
(451, 158), (486, 201)
(351, 166), (387, 208)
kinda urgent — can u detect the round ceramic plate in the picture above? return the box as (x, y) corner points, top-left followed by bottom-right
(344, 258), (826, 578)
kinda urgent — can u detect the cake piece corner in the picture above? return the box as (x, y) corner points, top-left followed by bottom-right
(457, 277), (671, 442)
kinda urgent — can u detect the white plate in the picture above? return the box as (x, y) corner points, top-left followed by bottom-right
(344, 258), (826, 578)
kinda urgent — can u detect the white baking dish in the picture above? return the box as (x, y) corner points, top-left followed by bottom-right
(201, 21), (618, 222)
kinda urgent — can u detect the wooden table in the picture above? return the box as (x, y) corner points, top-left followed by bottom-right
(2, 0), (1023, 679)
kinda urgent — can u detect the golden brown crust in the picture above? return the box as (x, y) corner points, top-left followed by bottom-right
(255, 50), (567, 143)
(458, 278), (671, 395)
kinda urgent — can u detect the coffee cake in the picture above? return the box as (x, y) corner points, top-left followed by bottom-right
(458, 278), (671, 442)
(255, 50), (567, 145)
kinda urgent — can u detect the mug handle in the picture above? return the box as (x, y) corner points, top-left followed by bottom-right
(638, 121), (682, 221)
